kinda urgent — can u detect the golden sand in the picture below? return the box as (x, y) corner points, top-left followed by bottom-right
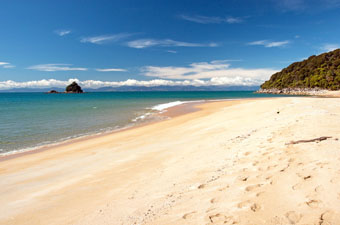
(1, 97), (340, 225)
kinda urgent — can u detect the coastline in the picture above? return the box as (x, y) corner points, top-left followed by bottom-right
(257, 88), (340, 97)
(0, 97), (263, 161)
(1, 97), (340, 224)
(0, 100), (203, 161)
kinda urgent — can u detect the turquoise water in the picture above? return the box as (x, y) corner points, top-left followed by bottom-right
(0, 91), (282, 154)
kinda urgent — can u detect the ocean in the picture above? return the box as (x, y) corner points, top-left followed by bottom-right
(0, 91), (282, 155)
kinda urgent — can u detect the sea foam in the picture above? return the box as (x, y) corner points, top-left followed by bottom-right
(151, 101), (186, 111)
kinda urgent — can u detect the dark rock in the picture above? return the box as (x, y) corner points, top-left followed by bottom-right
(47, 90), (59, 93)
(65, 82), (83, 93)
(256, 87), (327, 95)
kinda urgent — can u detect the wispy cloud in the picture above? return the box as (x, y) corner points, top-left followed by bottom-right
(321, 43), (339, 52)
(96, 68), (127, 72)
(141, 60), (277, 85)
(54, 29), (71, 36)
(179, 15), (243, 24)
(27, 64), (87, 72)
(80, 33), (132, 44)
(167, 50), (177, 54)
(247, 40), (290, 48)
(127, 39), (218, 49)
(0, 62), (15, 69)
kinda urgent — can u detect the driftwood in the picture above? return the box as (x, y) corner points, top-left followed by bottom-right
(286, 136), (332, 145)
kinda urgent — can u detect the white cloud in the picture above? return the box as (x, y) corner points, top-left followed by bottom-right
(321, 43), (339, 52)
(0, 77), (268, 90)
(226, 17), (243, 24)
(141, 60), (277, 83)
(55, 29), (71, 36)
(179, 15), (243, 24)
(81, 33), (132, 44)
(247, 40), (290, 48)
(96, 68), (127, 72)
(0, 61), (278, 90)
(248, 40), (267, 46)
(0, 62), (15, 69)
(127, 39), (218, 49)
(27, 64), (87, 72)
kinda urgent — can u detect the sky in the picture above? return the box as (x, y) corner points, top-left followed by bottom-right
(1, 0), (340, 89)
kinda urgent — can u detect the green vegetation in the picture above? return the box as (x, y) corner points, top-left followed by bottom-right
(261, 49), (340, 90)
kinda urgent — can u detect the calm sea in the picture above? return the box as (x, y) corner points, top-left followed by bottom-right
(0, 91), (282, 155)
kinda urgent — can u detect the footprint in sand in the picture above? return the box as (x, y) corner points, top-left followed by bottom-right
(319, 210), (340, 225)
(245, 184), (262, 192)
(237, 200), (261, 212)
(250, 203), (261, 212)
(285, 211), (302, 224)
(208, 213), (237, 224)
(238, 175), (249, 182)
(210, 198), (218, 204)
(279, 164), (290, 172)
(292, 183), (302, 190)
(182, 211), (197, 219)
(296, 172), (312, 180)
(306, 199), (321, 208)
(198, 184), (206, 189)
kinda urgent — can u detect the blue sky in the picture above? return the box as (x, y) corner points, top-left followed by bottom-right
(1, 0), (340, 89)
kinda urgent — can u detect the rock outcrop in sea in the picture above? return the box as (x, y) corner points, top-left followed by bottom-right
(47, 82), (84, 94)
(65, 82), (83, 93)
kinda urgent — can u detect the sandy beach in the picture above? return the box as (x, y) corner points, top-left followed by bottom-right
(1, 97), (340, 225)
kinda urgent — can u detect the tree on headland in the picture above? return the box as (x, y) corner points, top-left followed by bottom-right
(65, 82), (83, 93)
(261, 48), (340, 90)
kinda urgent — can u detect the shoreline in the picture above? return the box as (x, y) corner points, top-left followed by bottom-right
(1, 97), (340, 224)
(0, 97), (269, 162)
(257, 88), (340, 97)
(0, 99), (220, 161)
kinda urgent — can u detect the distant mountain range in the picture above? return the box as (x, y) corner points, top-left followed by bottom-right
(0, 85), (260, 93)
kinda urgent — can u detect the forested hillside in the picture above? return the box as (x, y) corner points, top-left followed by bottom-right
(261, 49), (340, 90)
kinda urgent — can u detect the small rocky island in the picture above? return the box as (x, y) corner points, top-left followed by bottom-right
(258, 48), (340, 95)
(48, 82), (83, 94)
(65, 82), (83, 93)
